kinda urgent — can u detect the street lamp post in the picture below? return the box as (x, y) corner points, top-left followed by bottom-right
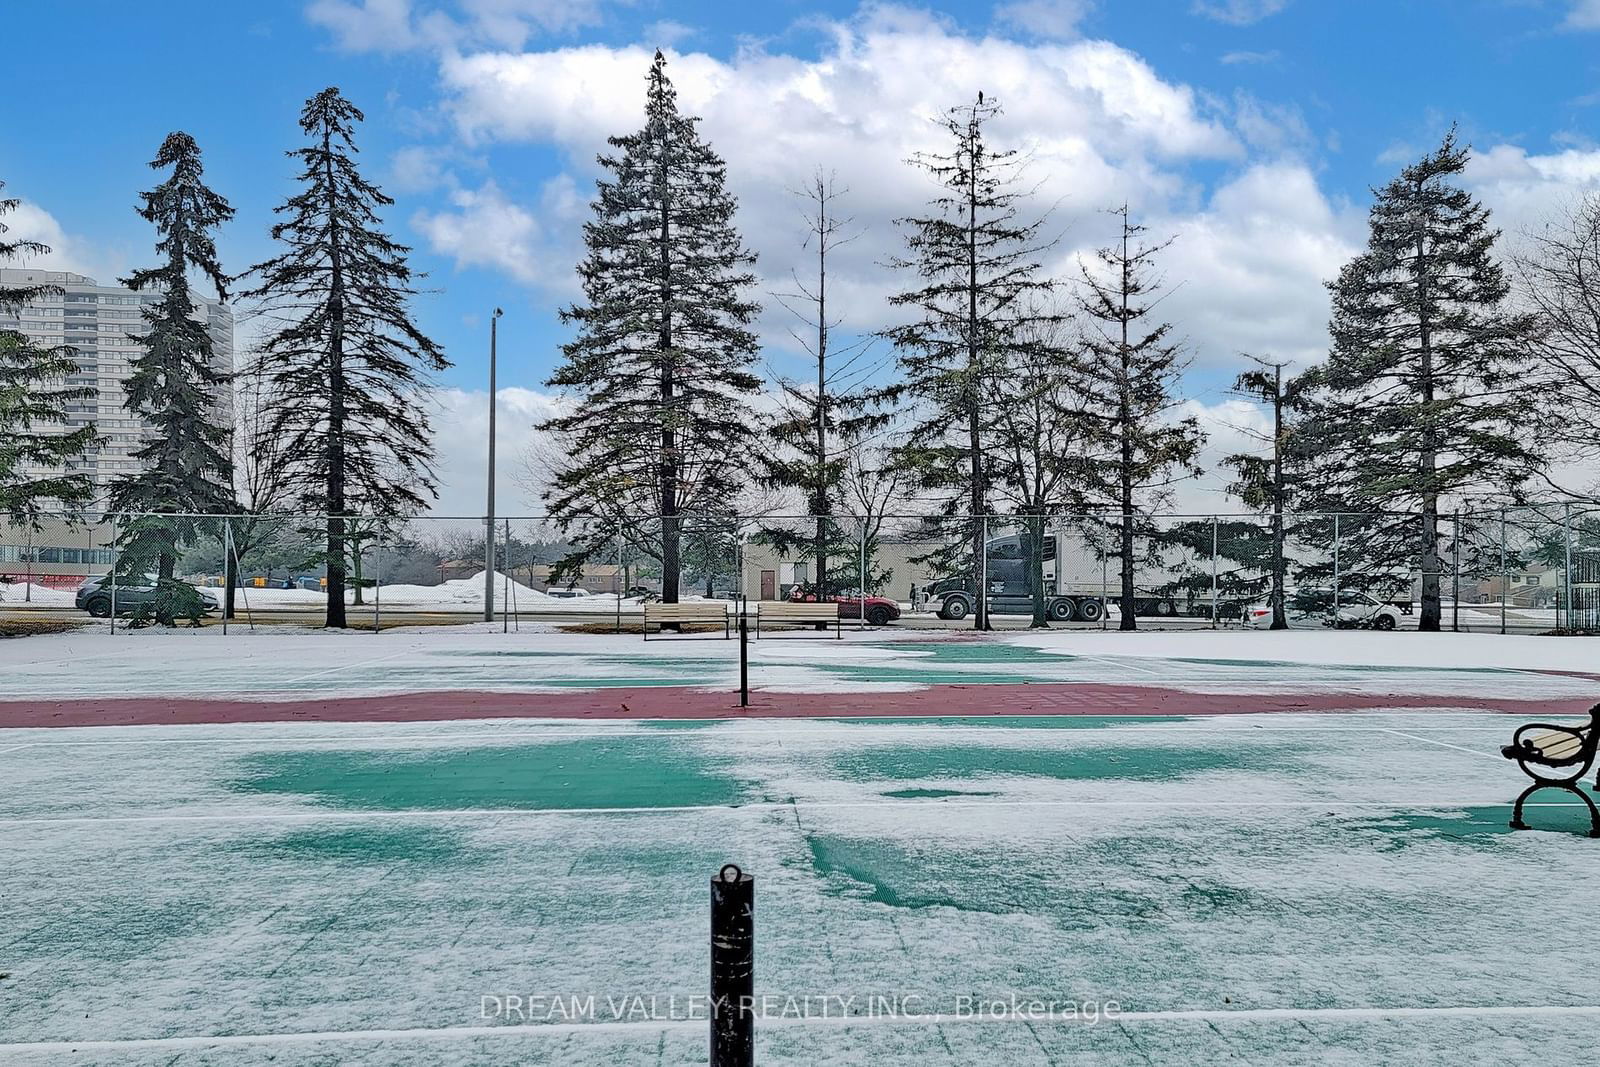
(484, 308), (503, 623)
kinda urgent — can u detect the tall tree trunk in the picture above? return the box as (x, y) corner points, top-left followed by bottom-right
(1270, 365), (1287, 630)
(323, 127), (348, 629)
(655, 106), (681, 609)
(966, 113), (988, 631)
(1416, 197), (1440, 632)
(814, 193), (830, 594)
(223, 524), (237, 620)
(1118, 213), (1138, 632)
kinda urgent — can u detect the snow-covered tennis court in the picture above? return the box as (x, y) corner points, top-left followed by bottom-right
(2, 628), (1599, 1064)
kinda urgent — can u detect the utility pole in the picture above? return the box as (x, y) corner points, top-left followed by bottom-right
(484, 308), (503, 623)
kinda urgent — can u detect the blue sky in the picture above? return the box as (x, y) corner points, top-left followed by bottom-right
(5, 0), (1600, 513)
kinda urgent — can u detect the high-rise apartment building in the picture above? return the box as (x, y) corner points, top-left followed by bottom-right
(0, 268), (234, 586)
(0, 267), (234, 493)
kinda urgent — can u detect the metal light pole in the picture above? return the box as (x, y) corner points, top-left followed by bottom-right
(484, 308), (503, 623)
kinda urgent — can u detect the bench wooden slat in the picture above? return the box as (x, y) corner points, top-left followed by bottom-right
(644, 603), (728, 620)
(1526, 730), (1586, 760)
(758, 603), (839, 621)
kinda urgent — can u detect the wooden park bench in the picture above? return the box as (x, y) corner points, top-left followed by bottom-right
(642, 601), (730, 640)
(755, 601), (840, 639)
(1500, 704), (1600, 837)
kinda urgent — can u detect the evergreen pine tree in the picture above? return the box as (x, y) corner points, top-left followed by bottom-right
(1292, 131), (1539, 631)
(885, 92), (1055, 630)
(245, 88), (449, 629)
(541, 52), (761, 604)
(1071, 206), (1205, 631)
(0, 185), (97, 524)
(105, 133), (235, 590)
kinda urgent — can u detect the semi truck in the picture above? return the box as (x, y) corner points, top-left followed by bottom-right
(920, 531), (1181, 621)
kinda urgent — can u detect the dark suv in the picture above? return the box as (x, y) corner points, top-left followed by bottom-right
(75, 575), (220, 618)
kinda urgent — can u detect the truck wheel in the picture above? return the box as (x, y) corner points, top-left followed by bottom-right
(86, 597), (112, 618)
(1155, 599), (1177, 617)
(940, 596), (970, 621)
(867, 605), (892, 626)
(1075, 598), (1105, 622)
(1048, 598), (1073, 622)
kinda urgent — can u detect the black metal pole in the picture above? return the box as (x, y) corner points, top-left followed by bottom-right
(739, 597), (749, 708)
(710, 863), (754, 1067)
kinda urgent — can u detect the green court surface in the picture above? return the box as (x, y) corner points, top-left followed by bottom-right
(3, 712), (1599, 1064)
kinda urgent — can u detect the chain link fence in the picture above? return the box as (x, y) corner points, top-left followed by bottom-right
(1, 505), (1595, 634)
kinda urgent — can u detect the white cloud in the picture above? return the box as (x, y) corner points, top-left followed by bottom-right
(306, 0), (421, 51)
(433, 14), (1244, 353)
(1464, 143), (1600, 247)
(1220, 49), (1279, 65)
(426, 385), (564, 516)
(0, 196), (125, 285)
(993, 0), (1094, 39)
(1565, 0), (1600, 30)
(1141, 162), (1363, 370)
(1191, 0), (1290, 25)
(306, 0), (616, 53)
(411, 177), (583, 290)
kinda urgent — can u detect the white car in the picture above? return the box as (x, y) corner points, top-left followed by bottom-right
(1245, 588), (1404, 631)
(544, 587), (591, 599)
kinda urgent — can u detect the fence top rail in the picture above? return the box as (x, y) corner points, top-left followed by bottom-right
(16, 507), (1600, 524)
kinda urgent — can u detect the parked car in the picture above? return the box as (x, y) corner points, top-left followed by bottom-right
(1245, 588), (1403, 631)
(787, 584), (902, 626)
(75, 575), (220, 619)
(544, 587), (591, 599)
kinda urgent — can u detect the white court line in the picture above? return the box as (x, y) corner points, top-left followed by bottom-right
(0, 798), (1575, 828)
(5, 1002), (1600, 1054)
(0, 743), (31, 755)
(1377, 728), (1503, 761)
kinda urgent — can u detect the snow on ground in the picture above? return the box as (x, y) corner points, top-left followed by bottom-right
(1009, 628), (1600, 675)
(1, 624), (1597, 704)
(0, 582), (77, 606)
(3, 712), (1599, 1064)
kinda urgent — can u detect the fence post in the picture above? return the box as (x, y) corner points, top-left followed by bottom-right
(109, 525), (118, 635)
(374, 532), (382, 634)
(1100, 520), (1109, 631)
(1564, 503), (1574, 633)
(1332, 513), (1340, 614)
(859, 522), (867, 631)
(978, 514), (988, 630)
(24, 525), (32, 602)
(1500, 508), (1508, 636)
(739, 597), (749, 708)
(1210, 515), (1219, 629)
(615, 522), (624, 635)
(1452, 507), (1460, 633)
(709, 864), (755, 1067)
(222, 518), (231, 635)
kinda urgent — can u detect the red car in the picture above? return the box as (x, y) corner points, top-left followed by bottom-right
(787, 586), (901, 626)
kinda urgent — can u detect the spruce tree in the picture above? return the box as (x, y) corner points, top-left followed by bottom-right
(1292, 131), (1539, 631)
(0, 185), (97, 524)
(245, 88), (449, 628)
(1071, 207), (1205, 631)
(885, 92), (1055, 630)
(541, 52), (761, 604)
(105, 133), (235, 589)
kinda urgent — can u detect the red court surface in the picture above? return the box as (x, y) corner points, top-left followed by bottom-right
(1, 681), (1593, 729)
